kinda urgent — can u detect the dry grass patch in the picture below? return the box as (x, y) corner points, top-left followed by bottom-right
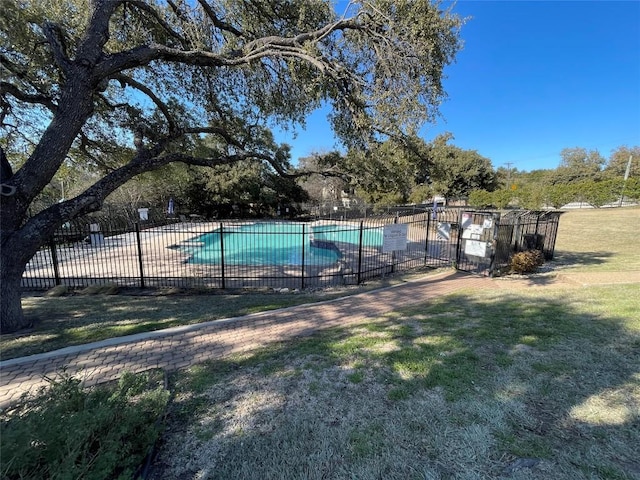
(553, 206), (640, 272)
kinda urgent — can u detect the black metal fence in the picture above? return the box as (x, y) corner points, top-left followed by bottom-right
(492, 210), (564, 275)
(22, 208), (563, 290)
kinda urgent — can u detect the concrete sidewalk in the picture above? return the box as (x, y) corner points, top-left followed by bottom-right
(2, 268), (633, 410)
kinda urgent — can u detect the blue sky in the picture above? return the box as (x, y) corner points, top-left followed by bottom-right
(276, 1), (640, 172)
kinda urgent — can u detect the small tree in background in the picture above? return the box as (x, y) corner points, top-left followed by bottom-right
(604, 146), (639, 179)
(551, 147), (606, 184)
(468, 189), (493, 208)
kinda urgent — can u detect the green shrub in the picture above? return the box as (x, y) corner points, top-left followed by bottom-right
(509, 250), (544, 274)
(468, 189), (493, 208)
(1, 371), (170, 480)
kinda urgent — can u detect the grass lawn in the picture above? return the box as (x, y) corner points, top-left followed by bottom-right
(144, 206), (640, 479)
(150, 284), (639, 479)
(3, 291), (352, 361)
(553, 206), (640, 272)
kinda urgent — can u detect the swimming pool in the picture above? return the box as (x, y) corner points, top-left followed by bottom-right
(182, 222), (383, 266)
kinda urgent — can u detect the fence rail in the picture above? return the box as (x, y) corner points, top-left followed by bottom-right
(22, 208), (562, 290)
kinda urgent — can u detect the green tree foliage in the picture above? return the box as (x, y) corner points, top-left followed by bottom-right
(332, 133), (498, 206)
(491, 189), (515, 209)
(550, 147), (606, 184)
(428, 134), (497, 199)
(574, 179), (619, 207)
(468, 188), (514, 209)
(541, 184), (575, 209)
(296, 152), (350, 206)
(183, 161), (309, 218)
(468, 189), (493, 208)
(106, 162), (191, 212)
(515, 184), (547, 210)
(342, 138), (423, 205)
(624, 178), (640, 201)
(467, 145), (639, 209)
(495, 166), (519, 190)
(0, 0), (463, 332)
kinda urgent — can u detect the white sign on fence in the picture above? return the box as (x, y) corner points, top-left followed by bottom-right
(382, 224), (408, 253)
(464, 240), (488, 258)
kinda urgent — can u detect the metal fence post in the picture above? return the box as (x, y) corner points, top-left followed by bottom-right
(357, 221), (364, 284)
(301, 224), (306, 290)
(219, 223), (225, 289)
(488, 213), (500, 277)
(391, 215), (398, 274)
(424, 209), (432, 265)
(455, 211), (463, 270)
(548, 215), (561, 260)
(135, 222), (145, 288)
(48, 237), (61, 286)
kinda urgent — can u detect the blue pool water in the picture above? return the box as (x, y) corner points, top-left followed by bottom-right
(311, 224), (382, 246)
(183, 222), (383, 266)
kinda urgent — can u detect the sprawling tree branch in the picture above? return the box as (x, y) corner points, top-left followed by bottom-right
(196, 0), (244, 38)
(244, 17), (361, 52)
(0, 81), (57, 112)
(0, 146), (14, 183)
(74, 0), (119, 67)
(112, 73), (178, 133)
(124, 0), (189, 46)
(20, 144), (283, 241)
(94, 14), (363, 79)
(41, 22), (73, 75)
(0, 53), (29, 79)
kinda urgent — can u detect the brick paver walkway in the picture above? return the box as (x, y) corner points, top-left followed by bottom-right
(2, 268), (637, 410)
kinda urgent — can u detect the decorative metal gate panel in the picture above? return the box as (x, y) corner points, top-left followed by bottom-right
(424, 208), (460, 269)
(455, 211), (500, 276)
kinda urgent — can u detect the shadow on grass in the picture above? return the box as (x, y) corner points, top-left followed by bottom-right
(152, 287), (640, 479)
(552, 250), (615, 268)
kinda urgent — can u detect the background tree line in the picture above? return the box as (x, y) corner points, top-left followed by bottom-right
(470, 146), (639, 209)
(293, 133), (498, 209)
(298, 142), (639, 210)
(30, 138), (638, 218)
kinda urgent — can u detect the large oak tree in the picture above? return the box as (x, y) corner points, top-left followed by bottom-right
(0, 0), (462, 332)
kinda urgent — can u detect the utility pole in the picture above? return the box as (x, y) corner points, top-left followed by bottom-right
(619, 155), (633, 207)
(504, 162), (513, 187)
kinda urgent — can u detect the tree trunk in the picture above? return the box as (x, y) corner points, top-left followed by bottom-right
(0, 251), (29, 333)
